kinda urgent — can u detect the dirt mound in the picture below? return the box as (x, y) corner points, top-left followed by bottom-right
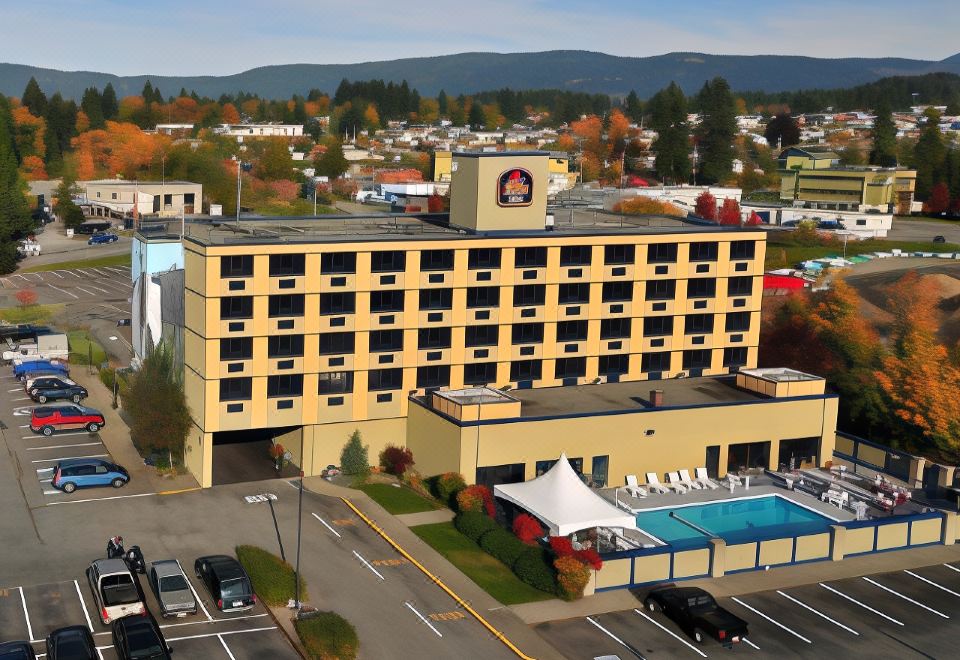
(921, 273), (960, 299)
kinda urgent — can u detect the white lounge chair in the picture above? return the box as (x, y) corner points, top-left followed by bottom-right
(678, 469), (703, 490)
(821, 488), (848, 509)
(694, 467), (720, 490)
(666, 472), (689, 494)
(645, 472), (669, 495)
(723, 472), (743, 487)
(625, 474), (648, 498)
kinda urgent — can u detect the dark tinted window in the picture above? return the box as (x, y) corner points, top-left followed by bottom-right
(683, 349), (712, 369)
(371, 250), (406, 272)
(420, 249), (454, 271)
(599, 354), (629, 375)
(688, 242), (718, 262)
(267, 374), (303, 397)
(687, 278), (716, 298)
(723, 347), (748, 367)
(513, 285), (546, 306)
(730, 240), (756, 260)
(268, 294), (304, 317)
(511, 323), (544, 344)
(510, 360), (542, 381)
(320, 292), (355, 315)
(319, 333), (355, 354)
(318, 371), (354, 394)
(555, 357), (586, 379)
(645, 280), (676, 300)
(220, 378), (251, 401)
(600, 318), (631, 339)
(419, 288), (453, 310)
(370, 290), (405, 312)
(558, 283), (590, 303)
(465, 325), (499, 347)
(418, 327), (451, 349)
(416, 365), (450, 389)
(466, 287), (500, 308)
(727, 276), (753, 297)
(220, 296), (253, 319)
(560, 245), (592, 266)
(725, 312), (751, 332)
(685, 314), (714, 334)
(647, 243), (678, 263)
(269, 254), (305, 276)
(320, 252), (356, 274)
(221, 255), (253, 277)
(268, 334), (304, 357)
(220, 337), (252, 360)
(602, 281), (632, 302)
(604, 244), (635, 265)
(556, 320), (588, 341)
(468, 248), (501, 269)
(464, 362), (497, 385)
(514, 246), (547, 268)
(641, 352), (671, 372)
(643, 316), (673, 337)
(369, 330), (403, 352)
(368, 368), (403, 391)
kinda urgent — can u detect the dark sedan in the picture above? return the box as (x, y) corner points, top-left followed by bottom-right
(112, 615), (171, 660)
(194, 555), (256, 612)
(0, 641), (36, 659)
(29, 377), (88, 404)
(45, 626), (96, 660)
(643, 585), (749, 647)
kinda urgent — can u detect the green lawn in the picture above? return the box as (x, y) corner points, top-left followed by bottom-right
(0, 303), (63, 324)
(253, 199), (338, 216)
(412, 522), (554, 605)
(21, 253), (132, 273)
(356, 483), (440, 515)
(67, 330), (108, 366)
(765, 237), (960, 269)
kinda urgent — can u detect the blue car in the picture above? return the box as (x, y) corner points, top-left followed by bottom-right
(14, 359), (69, 381)
(88, 232), (119, 245)
(52, 458), (129, 494)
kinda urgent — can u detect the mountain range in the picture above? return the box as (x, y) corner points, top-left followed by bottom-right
(2, 50), (960, 101)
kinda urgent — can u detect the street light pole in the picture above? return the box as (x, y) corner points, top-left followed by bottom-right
(294, 436), (304, 609)
(236, 161), (242, 225)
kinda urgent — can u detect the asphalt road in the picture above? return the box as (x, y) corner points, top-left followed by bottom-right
(886, 219), (960, 244)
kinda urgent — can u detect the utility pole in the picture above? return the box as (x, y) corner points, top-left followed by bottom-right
(236, 160), (242, 225)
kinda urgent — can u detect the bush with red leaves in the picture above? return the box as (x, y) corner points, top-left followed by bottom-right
(512, 514), (545, 545)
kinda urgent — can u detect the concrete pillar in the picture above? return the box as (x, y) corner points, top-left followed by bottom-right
(709, 538), (726, 578)
(938, 466), (955, 489)
(830, 524), (846, 561)
(909, 457), (926, 488)
(942, 512), (958, 546)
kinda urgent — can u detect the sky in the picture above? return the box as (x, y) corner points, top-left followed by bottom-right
(1, 0), (956, 76)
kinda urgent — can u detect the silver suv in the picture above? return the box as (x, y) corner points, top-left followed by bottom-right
(149, 560), (198, 618)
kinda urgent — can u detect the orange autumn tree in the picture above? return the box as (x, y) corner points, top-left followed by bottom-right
(72, 121), (170, 179)
(221, 103), (241, 124)
(607, 108), (630, 149)
(571, 115), (605, 166)
(875, 273), (960, 461)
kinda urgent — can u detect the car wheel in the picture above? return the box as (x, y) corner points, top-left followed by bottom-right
(62, 482), (76, 494)
(87, 422), (100, 432)
(41, 426), (54, 436)
(693, 628), (705, 644)
(645, 598), (659, 612)
(111, 478), (126, 489)
(72, 394), (81, 403)
(37, 394), (47, 403)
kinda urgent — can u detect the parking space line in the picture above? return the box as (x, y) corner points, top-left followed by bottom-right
(165, 626), (277, 643)
(50, 271), (63, 278)
(75, 286), (97, 296)
(177, 559), (213, 621)
(159, 613), (268, 630)
(103, 267), (125, 273)
(74, 579), (95, 632)
(63, 270), (81, 277)
(26, 442), (103, 451)
(33, 454), (109, 464)
(634, 609), (707, 657)
(776, 591), (859, 635)
(405, 601), (443, 637)
(862, 576), (949, 618)
(47, 283), (79, 299)
(819, 583), (904, 625)
(585, 616), (646, 659)
(46, 492), (157, 505)
(22, 432), (91, 440)
(742, 637), (760, 650)
(904, 570), (960, 598)
(943, 563), (960, 574)
(353, 550), (385, 580)
(218, 634), (238, 660)
(312, 513), (342, 538)
(730, 597), (811, 644)
(85, 285), (112, 294)
(18, 586), (34, 642)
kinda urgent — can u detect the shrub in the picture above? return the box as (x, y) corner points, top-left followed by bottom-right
(718, 198), (742, 225)
(340, 430), (369, 477)
(379, 445), (414, 477)
(694, 191), (717, 221)
(433, 472), (466, 506)
(456, 484), (495, 516)
(295, 611), (358, 660)
(15, 289), (38, 307)
(480, 527), (527, 569)
(235, 545), (307, 606)
(454, 511), (498, 543)
(555, 555), (591, 601)
(548, 536), (574, 557)
(575, 548), (603, 570)
(611, 197), (685, 217)
(512, 514), (545, 545)
(513, 546), (557, 594)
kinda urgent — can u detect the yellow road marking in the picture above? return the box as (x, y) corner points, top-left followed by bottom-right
(371, 558), (408, 567)
(429, 611), (466, 621)
(157, 487), (201, 496)
(332, 519), (356, 526)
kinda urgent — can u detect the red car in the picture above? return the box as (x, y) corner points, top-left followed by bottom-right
(30, 405), (105, 436)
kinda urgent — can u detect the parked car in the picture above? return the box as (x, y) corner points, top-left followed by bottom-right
(0, 324), (49, 344)
(27, 377), (87, 403)
(86, 558), (146, 624)
(112, 615), (171, 660)
(52, 458), (129, 493)
(0, 641), (36, 660)
(642, 586), (749, 647)
(45, 625), (96, 660)
(149, 559), (198, 617)
(934, 235), (946, 244)
(13, 358), (68, 380)
(88, 232), (119, 245)
(19, 368), (72, 387)
(30, 405), (105, 435)
(194, 555), (256, 612)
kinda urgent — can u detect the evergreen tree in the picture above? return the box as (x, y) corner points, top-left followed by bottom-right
(869, 102), (898, 167)
(142, 80), (155, 102)
(695, 77), (737, 184)
(125, 341), (191, 467)
(21, 77), (47, 117)
(81, 87), (105, 129)
(648, 82), (690, 184)
(101, 83), (118, 120)
(912, 108), (947, 200)
(437, 89), (448, 116)
(314, 139), (348, 180)
(763, 113), (800, 149)
(624, 90), (643, 123)
(340, 430), (369, 476)
(43, 93), (77, 174)
(0, 97), (33, 274)
(467, 101), (486, 129)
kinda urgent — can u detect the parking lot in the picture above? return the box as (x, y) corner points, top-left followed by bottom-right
(1, 265), (133, 306)
(537, 561), (960, 658)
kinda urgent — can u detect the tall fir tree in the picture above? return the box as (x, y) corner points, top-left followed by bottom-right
(0, 97), (33, 274)
(869, 102), (898, 167)
(912, 108), (947, 200)
(648, 82), (690, 184)
(101, 83), (119, 120)
(81, 87), (105, 129)
(43, 93), (77, 175)
(142, 80), (155, 102)
(21, 77), (48, 118)
(437, 89), (448, 116)
(467, 100), (486, 129)
(695, 77), (737, 184)
(624, 90), (643, 123)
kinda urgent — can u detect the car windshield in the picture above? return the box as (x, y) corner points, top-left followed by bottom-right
(102, 574), (140, 605)
(127, 628), (164, 659)
(219, 577), (250, 598)
(687, 594), (716, 611)
(159, 575), (189, 592)
(0, 648), (32, 659)
(33, 409), (54, 418)
(55, 636), (91, 656)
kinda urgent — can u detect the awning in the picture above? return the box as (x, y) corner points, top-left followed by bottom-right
(494, 454), (636, 537)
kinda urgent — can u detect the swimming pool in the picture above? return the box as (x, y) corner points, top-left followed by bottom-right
(634, 495), (837, 547)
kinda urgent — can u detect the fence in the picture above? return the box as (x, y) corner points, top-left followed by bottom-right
(834, 431), (958, 494)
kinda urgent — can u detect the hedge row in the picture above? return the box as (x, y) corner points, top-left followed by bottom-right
(454, 512), (556, 595)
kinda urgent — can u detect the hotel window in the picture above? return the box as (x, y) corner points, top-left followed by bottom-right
(513, 284), (546, 306)
(599, 354), (629, 375)
(510, 359), (542, 381)
(466, 286), (500, 308)
(269, 254), (305, 276)
(418, 327), (451, 349)
(220, 337), (252, 360)
(604, 244), (635, 265)
(371, 250), (406, 272)
(468, 248), (501, 269)
(267, 374), (303, 398)
(320, 292), (355, 315)
(370, 290), (405, 312)
(420, 249), (454, 271)
(558, 283), (590, 304)
(556, 320), (588, 342)
(416, 365), (450, 389)
(318, 371), (354, 394)
(511, 323), (544, 345)
(220, 255), (253, 278)
(730, 240), (756, 260)
(689, 241), (718, 262)
(645, 279), (676, 300)
(725, 312), (751, 333)
(600, 318), (631, 339)
(727, 276), (753, 297)
(641, 352), (671, 373)
(268, 294), (304, 317)
(368, 368), (403, 391)
(560, 245), (592, 266)
(464, 362), (497, 385)
(723, 347), (748, 368)
(647, 243), (678, 263)
(602, 281), (632, 302)
(369, 330), (403, 353)
(687, 278), (716, 299)
(268, 334), (304, 358)
(514, 246), (547, 268)
(643, 316), (673, 337)
(682, 349), (712, 370)
(684, 314), (714, 334)
(319, 332), (355, 355)
(219, 377), (252, 401)
(220, 296), (253, 319)
(554, 357), (586, 379)
(466, 325), (499, 347)
(419, 288), (453, 310)
(320, 252), (356, 274)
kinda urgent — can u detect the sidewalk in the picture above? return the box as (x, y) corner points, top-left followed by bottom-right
(395, 508), (455, 526)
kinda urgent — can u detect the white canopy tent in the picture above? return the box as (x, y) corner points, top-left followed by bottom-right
(494, 454), (637, 537)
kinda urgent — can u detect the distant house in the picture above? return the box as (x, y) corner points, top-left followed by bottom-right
(214, 123), (303, 142)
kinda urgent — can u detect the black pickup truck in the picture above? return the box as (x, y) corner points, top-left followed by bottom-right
(643, 585), (749, 647)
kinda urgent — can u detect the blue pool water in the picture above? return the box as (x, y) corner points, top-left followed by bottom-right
(634, 496), (835, 547)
